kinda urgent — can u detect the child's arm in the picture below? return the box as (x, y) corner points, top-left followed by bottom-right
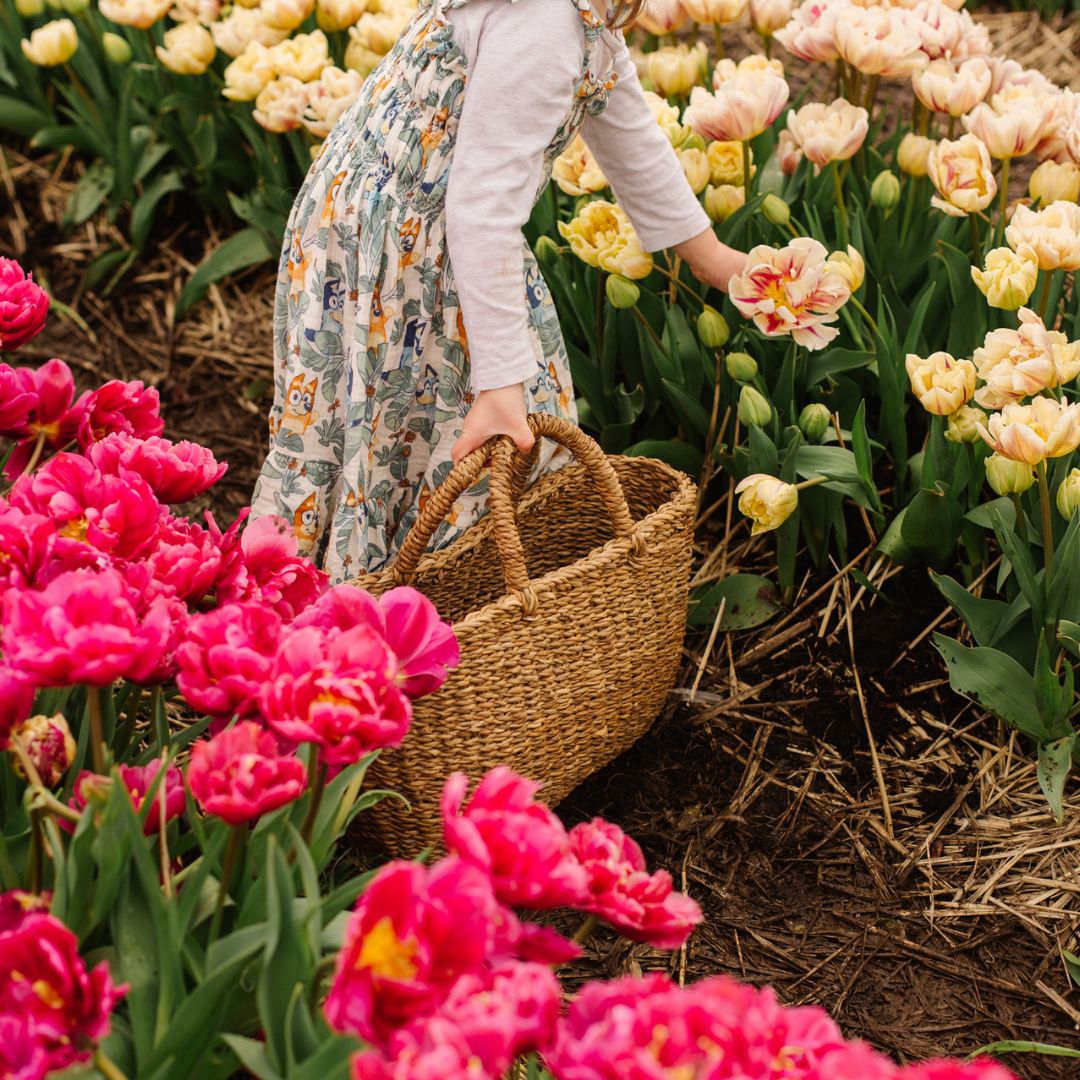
(446, 0), (588, 464)
(580, 35), (747, 291)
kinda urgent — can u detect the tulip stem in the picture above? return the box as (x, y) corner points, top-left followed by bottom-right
(632, 307), (666, 352)
(208, 824), (246, 949)
(847, 295), (880, 339)
(713, 24), (724, 60)
(94, 1049), (129, 1080)
(1038, 271), (1054, 327)
(22, 430), (47, 476)
(653, 264), (708, 308)
(969, 214), (981, 266)
(300, 750), (327, 846)
(742, 140), (753, 208)
(1038, 460), (1055, 581)
(87, 686), (106, 775)
(997, 157), (1011, 236)
(947, 115), (957, 140)
(794, 476), (829, 492)
(572, 914), (599, 945)
(832, 164), (849, 247)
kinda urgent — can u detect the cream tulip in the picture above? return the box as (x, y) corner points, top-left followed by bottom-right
(785, 99), (868, 168)
(926, 134), (996, 217)
(211, 8), (290, 57)
(1029, 160), (1080, 206)
(985, 453), (1036, 495)
(316, 0), (367, 33)
(222, 41), (275, 101)
(773, 0), (846, 64)
(970, 245), (1038, 311)
(15, 0), (45, 15)
(645, 42), (707, 99)
(344, 32), (381, 76)
(636, 0), (689, 36)
(704, 183), (745, 222)
(268, 30), (329, 82)
(912, 58), (991, 118)
(21, 18), (77, 66)
(558, 201), (653, 281)
(679, 147), (712, 195)
(707, 140), (752, 185)
(897, 133), (934, 177)
(905, 351), (977, 415)
(825, 246), (865, 293)
(644, 91), (688, 145)
(962, 99), (1050, 161)
(682, 0), (748, 23)
(253, 75), (309, 133)
(155, 21), (215, 75)
(302, 65), (364, 138)
(972, 307), (1060, 409)
(98, 0), (171, 27)
(552, 135), (609, 196)
(684, 70), (790, 143)
(712, 55), (785, 89)
(261, 0), (314, 30)
(735, 474), (798, 535)
(352, 8), (411, 54)
(834, 6), (926, 78)
(978, 396), (1080, 464)
(1004, 202), (1080, 272)
(750, 0), (792, 38)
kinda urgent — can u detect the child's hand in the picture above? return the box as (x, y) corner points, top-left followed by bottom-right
(452, 384), (535, 465)
(674, 228), (747, 293)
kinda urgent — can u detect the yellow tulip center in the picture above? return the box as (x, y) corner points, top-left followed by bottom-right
(58, 515), (90, 543)
(355, 916), (419, 982)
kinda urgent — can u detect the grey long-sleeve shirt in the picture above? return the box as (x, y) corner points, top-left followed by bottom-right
(444, 0), (709, 391)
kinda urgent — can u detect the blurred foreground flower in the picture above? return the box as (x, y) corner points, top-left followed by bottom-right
(156, 21), (216, 75)
(1029, 160), (1080, 205)
(10, 713), (75, 786)
(20, 18), (77, 67)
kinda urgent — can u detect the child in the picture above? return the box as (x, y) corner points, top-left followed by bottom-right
(251, 0), (746, 583)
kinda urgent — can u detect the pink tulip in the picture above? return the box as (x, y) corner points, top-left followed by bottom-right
(0, 1013), (50, 1080)
(350, 1018), (490, 1080)
(492, 907), (580, 966)
(66, 760), (185, 835)
(9, 713), (76, 786)
(1, 359), (85, 476)
(0, 258), (49, 351)
(899, 1063), (1016, 1080)
(88, 431), (226, 503)
(295, 585), (459, 698)
(2, 567), (178, 686)
(0, 890), (51, 933)
(186, 720), (307, 825)
(0, 501), (55, 587)
(260, 625), (411, 766)
(10, 452), (160, 561)
(569, 818), (702, 949)
(75, 378), (164, 448)
(176, 601), (283, 718)
(143, 512), (224, 604)
(0, 363), (35, 430)
(441, 768), (588, 910)
(325, 857), (500, 1046)
(210, 511), (328, 620)
(0, 910), (126, 1074)
(0, 666), (37, 746)
(818, 1043), (901, 1079)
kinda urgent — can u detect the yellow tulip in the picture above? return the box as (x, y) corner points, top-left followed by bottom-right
(825, 245), (865, 293)
(552, 135), (608, 197)
(557, 201), (653, 281)
(1056, 468), (1080, 519)
(316, 0), (367, 33)
(21, 18), (77, 66)
(1029, 160), (1080, 206)
(211, 8), (289, 57)
(735, 474), (798, 535)
(253, 75), (309, 133)
(261, 0), (314, 31)
(1004, 202), (1080, 272)
(970, 244), (1038, 311)
(645, 42), (707, 99)
(222, 42), (275, 102)
(155, 21), (215, 75)
(704, 183), (745, 222)
(268, 30), (329, 82)
(905, 351), (977, 415)
(985, 453), (1036, 495)
(707, 140), (751, 185)
(15, 0), (45, 16)
(897, 133), (934, 177)
(643, 91), (688, 146)
(678, 147), (711, 195)
(98, 0), (172, 27)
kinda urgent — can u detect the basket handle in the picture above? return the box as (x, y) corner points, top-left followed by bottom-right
(390, 414), (636, 598)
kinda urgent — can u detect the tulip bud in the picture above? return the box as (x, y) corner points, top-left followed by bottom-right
(944, 404), (985, 444)
(15, 0), (45, 15)
(760, 193), (791, 227)
(11, 713), (77, 787)
(605, 273), (640, 310)
(534, 236), (560, 264)
(870, 170), (901, 212)
(57, 0), (88, 12)
(697, 306), (729, 349)
(1029, 160), (1080, 207)
(101, 31), (132, 65)
(681, 133), (707, 153)
(704, 183), (745, 223)
(799, 403), (831, 443)
(898, 133), (934, 178)
(738, 385), (772, 427)
(726, 351), (758, 381)
(1056, 468), (1080, 519)
(985, 453), (1035, 496)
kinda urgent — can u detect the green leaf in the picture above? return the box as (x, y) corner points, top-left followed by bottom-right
(1059, 620), (1080, 661)
(177, 228), (275, 317)
(688, 574), (781, 631)
(661, 379), (711, 438)
(876, 508), (915, 564)
(221, 1035), (284, 1080)
(625, 439), (703, 476)
(850, 401), (881, 512)
(933, 635), (1048, 740)
(131, 171), (186, 250)
(64, 162), (115, 228)
(1037, 734), (1076, 823)
(1063, 949), (1080, 988)
(990, 508), (1044, 628)
(930, 572), (1030, 651)
(901, 484), (961, 568)
(288, 1035), (360, 1080)
(805, 348), (875, 386)
(972, 1041), (1080, 1060)
(0, 96), (52, 137)
(29, 124), (105, 155)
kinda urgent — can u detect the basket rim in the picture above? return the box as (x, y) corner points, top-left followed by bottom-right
(351, 454), (696, 633)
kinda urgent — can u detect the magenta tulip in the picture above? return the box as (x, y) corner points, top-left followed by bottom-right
(75, 378), (163, 448)
(0, 258), (49, 351)
(88, 431), (226, 503)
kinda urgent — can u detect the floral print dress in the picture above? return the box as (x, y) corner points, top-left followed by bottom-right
(250, 0), (617, 583)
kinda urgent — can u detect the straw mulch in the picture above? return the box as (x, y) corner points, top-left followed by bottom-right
(5, 12), (1080, 1074)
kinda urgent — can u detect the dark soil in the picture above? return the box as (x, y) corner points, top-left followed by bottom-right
(5, 144), (1080, 1079)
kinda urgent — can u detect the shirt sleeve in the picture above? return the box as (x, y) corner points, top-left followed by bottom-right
(580, 35), (710, 253)
(444, 0), (585, 393)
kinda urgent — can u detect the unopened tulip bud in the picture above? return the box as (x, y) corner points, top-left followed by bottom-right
(825, 245), (865, 292)
(761, 193), (791, 227)
(102, 31), (132, 64)
(735, 473), (798, 535)
(698, 306), (729, 349)
(15, 0), (46, 13)
(57, 0), (88, 13)
(799, 403), (831, 443)
(681, 133), (707, 153)
(534, 236), (560, 264)
(738, 385), (773, 427)
(870, 170), (901, 212)
(605, 273), (640, 310)
(985, 453), (1035, 496)
(726, 351), (758, 381)
(11, 713), (77, 787)
(1057, 468), (1080, 519)
(898, 134), (933, 178)
(704, 183), (745, 223)
(944, 404), (985, 444)
(1029, 160), (1080, 207)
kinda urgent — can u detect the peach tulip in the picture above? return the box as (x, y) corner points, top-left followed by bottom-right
(636, 0), (689, 36)
(972, 307), (1066, 409)
(979, 396), (1080, 464)
(155, 20), (215, 75)
(834, 6), (926, 78)
(222, 41), (275, 102)
(684, 70), (790, 143)
(912, 58), (990, 118)
(750, 0), (792, 37)
(711, 54), (785, 89)
(1004, 201), (1080, 272)
(898, 133), (934, 177)
(261, 0), (313, 31)
(905, 351), (977, 415)
(785, 99), (868, 167)
(773, 0), (847, 64)
(211, 8), (290, 57)
(302, 66), (365, 138)
(253, 76), (310, 133)
(926, 134), (996, 217)
(962, 99), (1050, 160)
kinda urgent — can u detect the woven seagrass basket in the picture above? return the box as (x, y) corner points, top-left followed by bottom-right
(350, 413), (695, 857)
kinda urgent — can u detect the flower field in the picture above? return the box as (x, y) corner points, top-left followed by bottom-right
(6, 0), (1080, 1077)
